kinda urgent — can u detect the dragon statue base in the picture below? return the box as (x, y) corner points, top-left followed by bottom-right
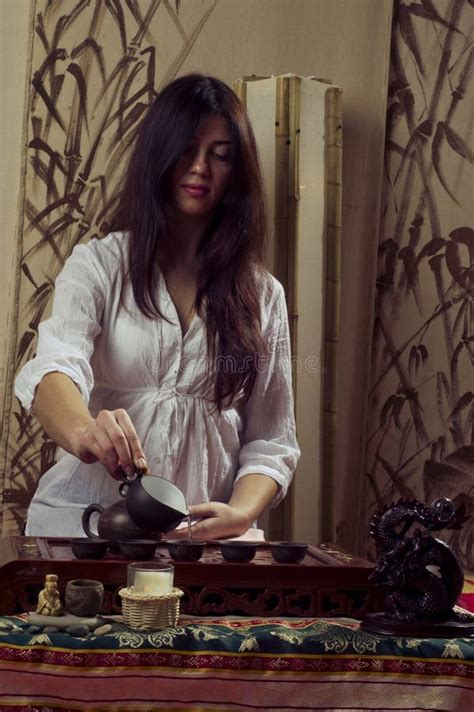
(361, 497), (474, 638)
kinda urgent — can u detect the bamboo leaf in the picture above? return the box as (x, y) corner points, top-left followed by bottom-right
(385, 138), (405, 157)
(66, 62), (89, 134)
(408, 345), (418, 376)
(465, 338), (474, 366)
(398, 247), (421, 308)
(449, 392), (473, 419)
(450, 341), (465, 381)
(437, 435), (446, 461)
(415, 349), (421, 372)
(31, 76), (66, 132)
(446, 241), (469, 290)
(380, 394), (397, 427)
(407, 3), (432, 20)
(16, 331), (36, 364)
(398, 5), (425, 75)
(449, 227), (473, 246)
(419, 0), (463, 32)
(398, 246), (418, 285)
(393, 119), (429, 185)
(400, 418), (413, 461)
(449, 423), (464, 447)
(452, 299), (469, 340)
(21, 263), (39, 289)
(416, 238), (445, 263)
(432, 122), (459, 203)
(71, 39), (106, 85)
(417, 118), (433, 137)
(29, 137), (67, 174)
(444, 123), (474, 164)
(418, 344), (428, 363)
(387, 101), (403, 131)
(105, 0), (127, 54)
(393, 396), (406, 433)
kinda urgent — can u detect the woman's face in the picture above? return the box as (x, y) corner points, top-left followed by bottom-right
(171, 114), (232, 221)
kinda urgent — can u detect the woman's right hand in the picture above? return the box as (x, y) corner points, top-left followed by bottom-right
(71, 408), (147, 480)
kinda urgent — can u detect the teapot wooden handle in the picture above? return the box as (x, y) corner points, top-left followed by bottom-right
(82, 504), (104, 538)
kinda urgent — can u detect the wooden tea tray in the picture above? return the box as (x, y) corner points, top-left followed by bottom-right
(0, 537), (381, 618)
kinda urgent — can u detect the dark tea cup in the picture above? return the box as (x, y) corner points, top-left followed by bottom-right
(166, 540), (205, 562)
(270, 542), (308, 563)
(71, 538), (110, 560)
(118, 539), (158, 560)
(219, 541), (257, 563)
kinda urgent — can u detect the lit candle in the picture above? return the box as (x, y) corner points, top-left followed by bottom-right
(133, 570), (173, 595)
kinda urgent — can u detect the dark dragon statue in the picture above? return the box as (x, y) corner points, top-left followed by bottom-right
(369, 497), (469, 622)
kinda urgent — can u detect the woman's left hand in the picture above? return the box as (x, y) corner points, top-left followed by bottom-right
(164, 502), (253, 541)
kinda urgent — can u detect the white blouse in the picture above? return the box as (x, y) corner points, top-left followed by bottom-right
(15, 232), (300, 536)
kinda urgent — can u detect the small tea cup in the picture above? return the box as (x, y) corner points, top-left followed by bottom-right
(65, 579), (104, 617)
(71, 538), (110, 560)
(219, 541), (257, 563)
(270, 542), (308, 564)
(166, 540), (205, 562)
(118, 539), (158, 561)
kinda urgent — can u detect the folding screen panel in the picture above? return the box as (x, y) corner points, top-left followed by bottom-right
(236, 76), (342, 542)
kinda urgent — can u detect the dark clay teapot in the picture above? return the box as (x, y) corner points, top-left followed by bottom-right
(82, 499), (157, 542)
(82, 471), (189, 542)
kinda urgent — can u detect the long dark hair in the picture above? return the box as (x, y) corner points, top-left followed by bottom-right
(110, 73), (269, 411)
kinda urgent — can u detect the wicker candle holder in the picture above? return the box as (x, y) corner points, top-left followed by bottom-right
(119, 587), (184, 630)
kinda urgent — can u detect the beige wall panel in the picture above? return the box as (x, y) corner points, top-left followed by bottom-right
(246, 80), (277, 274)
(291, 79), (328, 543)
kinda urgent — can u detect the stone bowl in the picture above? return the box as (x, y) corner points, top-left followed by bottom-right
(270, 541), (308, 564)
(166, 540), (206, 562)
(219, 541), (257, 563)
(118, 539), (158, 561)
(65, 579), (104, 617)
(71, 538), (110, 560)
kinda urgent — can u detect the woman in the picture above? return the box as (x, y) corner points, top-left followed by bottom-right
(15, 73), (300, 540)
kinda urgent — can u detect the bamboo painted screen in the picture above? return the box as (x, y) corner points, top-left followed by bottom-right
(363, 0), (473, 567)
(0, 0), (220, 536)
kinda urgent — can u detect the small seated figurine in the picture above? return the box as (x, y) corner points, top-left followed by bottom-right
(36, 573), (63, 616)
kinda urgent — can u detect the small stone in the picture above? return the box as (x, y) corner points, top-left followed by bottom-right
(66, 624), (90, 637)
(4, 624), (22, 634)
(43, 626), (59, 633)
(93, 623), (112, 636)
(27, 625), (42, 634)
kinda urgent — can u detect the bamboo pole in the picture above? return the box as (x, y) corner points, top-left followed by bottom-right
(321, 86), (342, 541)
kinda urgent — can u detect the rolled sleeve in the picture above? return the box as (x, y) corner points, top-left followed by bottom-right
(235, 280), (300, 506)
(15, 242), (106, 411)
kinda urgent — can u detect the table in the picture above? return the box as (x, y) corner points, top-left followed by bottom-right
(0, 537), (382, 618)
(0, 614), (472, 711)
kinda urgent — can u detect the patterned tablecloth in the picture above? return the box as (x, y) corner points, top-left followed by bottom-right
(0, 614), (472, 711)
